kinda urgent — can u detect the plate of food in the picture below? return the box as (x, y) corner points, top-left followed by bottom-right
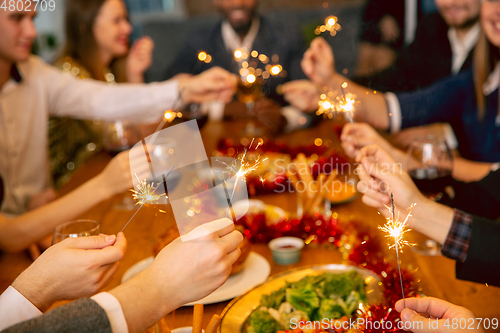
(219, 264), (382, 333)
(326, 181), (358, 205)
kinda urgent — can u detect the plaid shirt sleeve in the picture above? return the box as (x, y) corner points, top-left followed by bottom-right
(441, 209), (473, 262)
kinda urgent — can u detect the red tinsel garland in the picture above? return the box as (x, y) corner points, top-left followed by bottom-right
(235, 212), (422, 332)
(216, 138), (350, 195)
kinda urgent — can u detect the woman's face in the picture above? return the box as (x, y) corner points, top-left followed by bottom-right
(482, 0), (500, 47)
(93, 0), (132, 60)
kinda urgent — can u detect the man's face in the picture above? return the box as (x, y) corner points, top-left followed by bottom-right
(0, 8), (37, 63)
(214, 0), (258, 32)
(435, 0), (481, 28)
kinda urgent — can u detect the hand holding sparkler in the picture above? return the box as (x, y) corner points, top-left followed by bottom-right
(340, 122), (397, 159)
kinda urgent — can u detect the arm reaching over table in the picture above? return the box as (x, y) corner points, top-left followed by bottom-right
(178, 67), (237, 105)
(299, 38), (390, 129)
(0, 150), (147, 253)
(395, 297), (485, 333)
(356, 144), (500, 286)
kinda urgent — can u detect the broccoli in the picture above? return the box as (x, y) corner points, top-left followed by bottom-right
(318, 298), (345, 319)
(285, 285), (320, 316)
(261, 286), (287, 310)
(248, 309), (283, 333)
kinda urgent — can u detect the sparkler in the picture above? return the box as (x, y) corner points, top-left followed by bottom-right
(130, 174), (162, 205)
(378, 194), (416, 308)
(315, 15), (342, 36)
(119, 166), (175, 233)
(219, 138), (268, 218)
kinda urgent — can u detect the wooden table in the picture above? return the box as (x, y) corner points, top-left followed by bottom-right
(1, 119), (499, 331)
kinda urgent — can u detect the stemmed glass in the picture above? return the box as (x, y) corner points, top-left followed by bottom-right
(406, 135), (453, 255)
(237, 76), (263, 136)
(52, 220), (101, 245)
(102, 121), (140, 210)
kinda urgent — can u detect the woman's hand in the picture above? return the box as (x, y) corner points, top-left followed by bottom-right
(126, 36), (154, 83)
(341, 123), (396, 159)
(282, 80), (321, 112)
(355, 144), (426, 214)
(179, 67), (237, 104)
(12, 233), (127, 312)
(301, 37), (336, 86)
(396, 297), (485, 333)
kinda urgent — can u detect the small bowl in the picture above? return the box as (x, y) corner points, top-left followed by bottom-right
(268, 237), (304, 265)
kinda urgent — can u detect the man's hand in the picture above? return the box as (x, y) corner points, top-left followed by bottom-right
(109, 218), (243, 333)
(301, 37), (336, 86)
(282, 80), (320, 112)
(179, 67), (237, 104)
(12, 233), (127, 312)
(126, 36), (154, 83)
(396, 297), (485, 333)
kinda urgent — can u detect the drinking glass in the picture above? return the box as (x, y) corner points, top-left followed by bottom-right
(406, 135), (453, 255)
(237, 76), (264, 136)
(52, 220), (101, 245)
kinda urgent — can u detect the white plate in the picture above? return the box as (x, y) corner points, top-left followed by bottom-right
(121, 252), (271, 306)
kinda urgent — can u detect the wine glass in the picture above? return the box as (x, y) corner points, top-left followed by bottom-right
(52, 220), (101, 245)
(237, 75), (263, 136)
(406, 135), (453, 256)
(102, 121), (140, 210)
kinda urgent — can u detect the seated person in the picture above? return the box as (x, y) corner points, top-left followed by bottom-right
(355, 0), (481, 93)
(0, 151), (145, 253)
(356, 144), (500, 287)
(0, 6), (236, 218)
(163, 0), (310, 132)
(288, 0), (500, 163)
(0, 219), (243, 333)
(50, 0), (155, 187)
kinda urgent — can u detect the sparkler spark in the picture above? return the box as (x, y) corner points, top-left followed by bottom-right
(130, 175), (163, 205)
(378, 194), (416, 308)
(315, 15), (342, 36)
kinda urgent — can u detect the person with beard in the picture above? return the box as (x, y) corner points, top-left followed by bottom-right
(163, 0), (310, 132)
(354, 0), (481, 93)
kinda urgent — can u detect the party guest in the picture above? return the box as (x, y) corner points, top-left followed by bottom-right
(0, 219), (242, 333)
(49, 0), (155, 187)
(0, 151), (148, 253)
(0, 6), (237, 217)
(356, 144), (500, 287)
(292, 0), (500, 164)
(355, 0), (481, 93)
(0, 233), (127, 330)
(163, 0), (311, 132)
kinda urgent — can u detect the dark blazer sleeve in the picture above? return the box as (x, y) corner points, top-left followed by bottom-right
(455, 216), (500, 287)
(396, 71), (473, 129)
(438, 170), (500, 220)
(1, 298), (112, 333)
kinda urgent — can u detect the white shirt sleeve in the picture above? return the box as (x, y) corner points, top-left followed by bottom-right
(37, 58), (179, 123)
(0, 286), (43, 331)
(385, 92), (402, 134)
(91, 292), (129, 333)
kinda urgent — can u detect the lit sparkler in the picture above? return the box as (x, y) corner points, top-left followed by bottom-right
(315, 15), (342, 36)
(130, 174), (162, 205)
(219, 138), (268, 218)
(378, 194), (416, 308)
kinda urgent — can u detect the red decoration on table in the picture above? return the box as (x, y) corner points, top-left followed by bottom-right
(216, 138), (349, 195)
